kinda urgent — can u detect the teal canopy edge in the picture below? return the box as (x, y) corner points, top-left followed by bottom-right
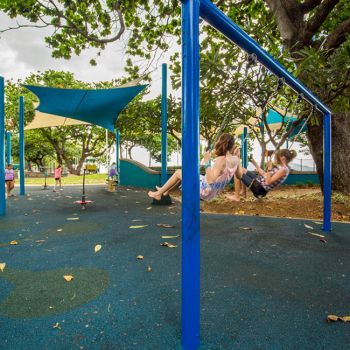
(259, 109), (306, 138)
(24, 84), (148, 131)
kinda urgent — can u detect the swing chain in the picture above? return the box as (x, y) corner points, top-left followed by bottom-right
(287, 104), (316, 150)
(208, 53), (258, 150)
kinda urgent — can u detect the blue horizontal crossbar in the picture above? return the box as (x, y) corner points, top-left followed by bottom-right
(24, 84), (147, 131)
(199, 0), (331, 115)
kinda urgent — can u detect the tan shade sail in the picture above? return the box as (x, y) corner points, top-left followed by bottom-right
(25, 110), (89, 130)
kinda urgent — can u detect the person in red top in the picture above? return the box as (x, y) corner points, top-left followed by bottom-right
(53, 164), (62, 192)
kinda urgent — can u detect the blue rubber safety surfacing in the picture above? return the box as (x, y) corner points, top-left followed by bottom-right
(0, 185), (349, 349)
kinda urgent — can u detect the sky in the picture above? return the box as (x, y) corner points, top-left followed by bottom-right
(0, 13), (166, 98)
(0, 12), (313, 169)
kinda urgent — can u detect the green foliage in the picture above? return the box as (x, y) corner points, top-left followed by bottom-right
(117, 95), (179, 162)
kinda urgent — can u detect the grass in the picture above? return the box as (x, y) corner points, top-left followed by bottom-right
(21, 173), (107, 185)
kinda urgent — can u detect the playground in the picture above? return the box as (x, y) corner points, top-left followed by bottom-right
(1, 185), (350, 350)
(1, 0), (350, 349)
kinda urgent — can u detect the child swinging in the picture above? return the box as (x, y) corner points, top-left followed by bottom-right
(148, 133), (240, 202)
(233, 149), (297, 200)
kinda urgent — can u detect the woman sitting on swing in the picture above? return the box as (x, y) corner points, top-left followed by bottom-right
(148, 133), (239, 202)
(232, 149), (297, 200)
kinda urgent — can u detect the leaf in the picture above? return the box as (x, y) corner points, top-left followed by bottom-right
(63, 275), (74, 282)
(239, 227), (252, 231)
(136, 255), (144, 260)
(0, 263), (6, 272)
(147, 266), (152, 272)
(308, 232), (325, 238)
(129, 225), (147, 229)
(57, 229), (63, 232)
(304, 224), (314, 229)
(313, 221), (323, 225)
(157, 224), (175, 228)
(53, 322), (61, 329)
(327, 315), (350, 323)
(327, 315), (339, 322)
(10, 240), (18, 245)
(94, 244), (102, 253)
(36, 240), (45, 243)
(146, 207), (152, 210)
(160, 242), (178, 248)
(161, 235), (179, 239)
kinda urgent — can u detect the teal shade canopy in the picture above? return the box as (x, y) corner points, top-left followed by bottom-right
(264, 108), (296, 125)
(24, 84), (147, 131)
(259, 109), (306, 138)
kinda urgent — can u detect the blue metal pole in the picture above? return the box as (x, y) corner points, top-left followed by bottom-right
(199, 0), (330, 115)
(323, 112), (332, 232)
(182, 0), (200, 349)
(243, 127), (248, 168)
(115, 129), (120, 173)
(0, 77), (6, 215)
(6, 131), (11, 164)
(161, 63), (168, 185)
(19, 96), (25, 196)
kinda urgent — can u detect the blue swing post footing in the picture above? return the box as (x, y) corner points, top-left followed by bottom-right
(0, 77), (6, 216)
(6, 131), (11, 165)
(19, 96), (25, 196)
(161, 63), (168, 186)
(323, 112), (332, 232)
(181, 0), (201, 349)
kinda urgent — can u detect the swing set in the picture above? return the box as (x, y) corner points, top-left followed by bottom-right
(180, 1), (331, 350)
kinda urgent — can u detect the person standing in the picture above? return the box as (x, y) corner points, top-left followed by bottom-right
(5, 164), (15, 197)
(53, 164), (62, 192)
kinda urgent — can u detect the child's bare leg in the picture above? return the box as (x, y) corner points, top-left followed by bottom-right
(156, 179), (181, 196)
(148, 170), (182, 200)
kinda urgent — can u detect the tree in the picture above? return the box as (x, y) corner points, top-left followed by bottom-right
(11, 131), (56, 170)
(1, 1), (349, 192)
(117, 96), (179, 162)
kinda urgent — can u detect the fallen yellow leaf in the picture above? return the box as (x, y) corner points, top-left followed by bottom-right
(66, 217), (79, 221)
(327, 315), (339, 322)
(147, 266), (152, 272)
(304, 224), (313, 229)
(160, 242), (178, 248)
(63, 275), (74, 282)
(308, 232), (325, 238)
(10, 240), (18, 245)
(341, 316), (350, 322)
(136, 255), (144, 260)
(53, 322), (61, 329)
(157, 224), (175, 228)
(129, 225), (147, 229)
(0, 263), (6, 272)
(94, 244), (102, 253)
(161, 235), (179, 239)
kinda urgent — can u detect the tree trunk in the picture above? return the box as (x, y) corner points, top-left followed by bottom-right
(307, 112), (350, 194)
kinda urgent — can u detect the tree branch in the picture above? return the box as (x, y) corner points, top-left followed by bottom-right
(299, 0), (322, 13)
(306, 0), (340, 34)
(325, 18), (350, 52)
